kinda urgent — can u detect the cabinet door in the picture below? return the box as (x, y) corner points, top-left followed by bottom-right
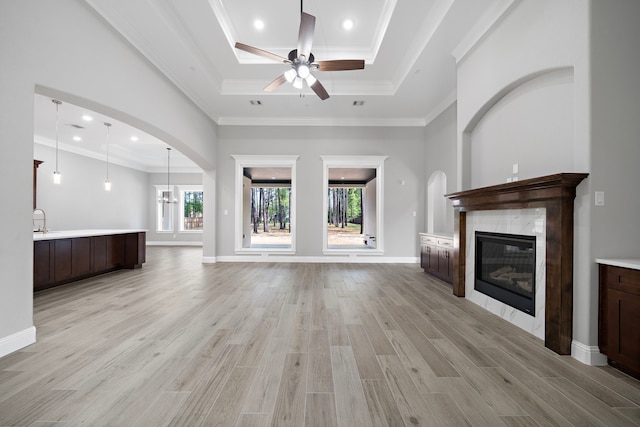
(438, 248), (452, 283)
(424, 244), (437, 272)
(34, 240), (54, 290)
(72, 237), (92, 277)
(93, 235), (108, 272)
(420, 245), (428, 270)
(607, 288), (640, 376)
(53, 239), (72, 282)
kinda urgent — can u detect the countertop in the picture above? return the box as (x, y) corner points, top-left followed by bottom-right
(596, 258), (640, 271)
(419, 232), (454, 239)
(33, 229), (147, 241)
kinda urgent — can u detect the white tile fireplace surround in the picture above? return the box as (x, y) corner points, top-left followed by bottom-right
(465, 209), (546, 340)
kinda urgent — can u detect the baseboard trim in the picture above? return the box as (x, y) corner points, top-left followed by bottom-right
(146, 241), (203, 247)
(571, 340), (608, 366)
(215, 255), (419, 264)
(202, 256), (217, 264)
(0, 326), (36, 359)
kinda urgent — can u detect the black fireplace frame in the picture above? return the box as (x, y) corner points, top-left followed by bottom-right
(475, 231), (536, 315)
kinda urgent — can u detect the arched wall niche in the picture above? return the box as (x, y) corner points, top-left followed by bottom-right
(460, 67), (575, 189)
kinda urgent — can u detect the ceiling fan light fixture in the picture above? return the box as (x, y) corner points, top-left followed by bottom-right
(284, 68), (297, 83)
(293, 76), (303, 89)
(297, 64), (310, 79)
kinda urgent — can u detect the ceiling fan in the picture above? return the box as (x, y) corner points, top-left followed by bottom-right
(234, 1), (365, 100)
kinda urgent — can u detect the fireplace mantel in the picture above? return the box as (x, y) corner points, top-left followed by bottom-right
(445, 173), (588, 355)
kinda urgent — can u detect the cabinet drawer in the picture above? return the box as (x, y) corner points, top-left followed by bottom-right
(437, 238), (453, 248)
(420, 235), (436, 245)
(605, 266), (640, 295)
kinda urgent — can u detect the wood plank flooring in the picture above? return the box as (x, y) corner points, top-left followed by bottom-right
(1, 246), (639, 426)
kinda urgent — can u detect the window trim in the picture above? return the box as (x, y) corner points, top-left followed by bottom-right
(321, 155), (387, 255)
(232, 155), (299, 254)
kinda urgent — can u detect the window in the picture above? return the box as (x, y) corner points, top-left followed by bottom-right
(156, 185), (175, 232)
(179, 185), (203, 232)
(232, 155), (298, 253)
(155, 184), (204, 233)
(321, 156), (387, 254)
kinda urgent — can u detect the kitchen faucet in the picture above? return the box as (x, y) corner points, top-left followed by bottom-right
(33, 208), (47, 233)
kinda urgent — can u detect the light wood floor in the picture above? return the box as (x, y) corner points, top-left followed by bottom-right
(1, 247), (640, 426)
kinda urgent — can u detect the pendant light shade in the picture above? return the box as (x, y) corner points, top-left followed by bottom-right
(52, 99), (62, 184)
(104, 122), (112, 191)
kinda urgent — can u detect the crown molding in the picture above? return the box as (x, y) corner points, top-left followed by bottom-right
(217, 116), (427, 127)
(452, 0), (518, 64)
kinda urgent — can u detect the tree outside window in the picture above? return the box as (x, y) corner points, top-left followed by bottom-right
(182, 190), (203, 231)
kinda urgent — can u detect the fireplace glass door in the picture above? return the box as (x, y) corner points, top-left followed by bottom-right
(475, 232), (536, 315)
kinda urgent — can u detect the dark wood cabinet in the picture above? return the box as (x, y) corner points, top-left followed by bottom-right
(420, 234), (453, 284)
(599, 264), (640, 380)
(33, 232), (145, 292)
(72, 237), (92, 277)
(53, 239), (73, 283)
(33, 240), (54, 288)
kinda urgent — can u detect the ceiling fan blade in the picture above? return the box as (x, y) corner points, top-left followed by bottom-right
(264, 74), (288, 92)
(297, 12), (316, 59)
(316, 59), (365, 72)
(235, 42), (289, 64)
(310, 78), (330, 100)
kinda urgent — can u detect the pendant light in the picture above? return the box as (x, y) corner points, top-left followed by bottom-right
(52, 99), (62, 184)
(159, 147), (177, 204)
(104, 122), (112, 191)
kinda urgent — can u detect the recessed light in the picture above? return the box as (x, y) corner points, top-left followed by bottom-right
(73, 136), (82, 141)
(82, 114), (93, 122)
(342, 19), (354, 31)
(130, 136), (139, 142)
(254, 19), (264, 30)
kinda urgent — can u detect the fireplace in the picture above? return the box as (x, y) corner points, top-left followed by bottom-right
(475, 232), (536, 315)
(446, 173), (588, 354)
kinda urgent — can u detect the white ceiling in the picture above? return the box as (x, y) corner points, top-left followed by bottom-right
(33, 0), (506, 171)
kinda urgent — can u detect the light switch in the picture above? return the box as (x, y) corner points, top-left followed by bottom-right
(512, 163), (519, 174)
(224, 209), (228, 215)
(595, 191), (605, 206)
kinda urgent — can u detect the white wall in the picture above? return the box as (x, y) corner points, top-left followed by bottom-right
(589, 0), (640, 342)
(216, 126), (425, 259)
(456, 0), (596, 360)
(424, 102), (457, 235)
(0, 0), (218, 356)
(34, 144), (148, 230)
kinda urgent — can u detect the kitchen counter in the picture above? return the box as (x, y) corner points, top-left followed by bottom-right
(33, 229), (147, 241)
(34, 230), (146, 291)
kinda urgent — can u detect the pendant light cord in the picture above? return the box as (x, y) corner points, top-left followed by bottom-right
(105, 122), (111, 180)
(167, 147), (171, 199)
(52, 99), (62, 173)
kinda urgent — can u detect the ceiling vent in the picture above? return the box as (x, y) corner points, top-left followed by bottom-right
(68, 124), (85, 129)
(250, 100), (262, 106)
(352, 101), (365, 106)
